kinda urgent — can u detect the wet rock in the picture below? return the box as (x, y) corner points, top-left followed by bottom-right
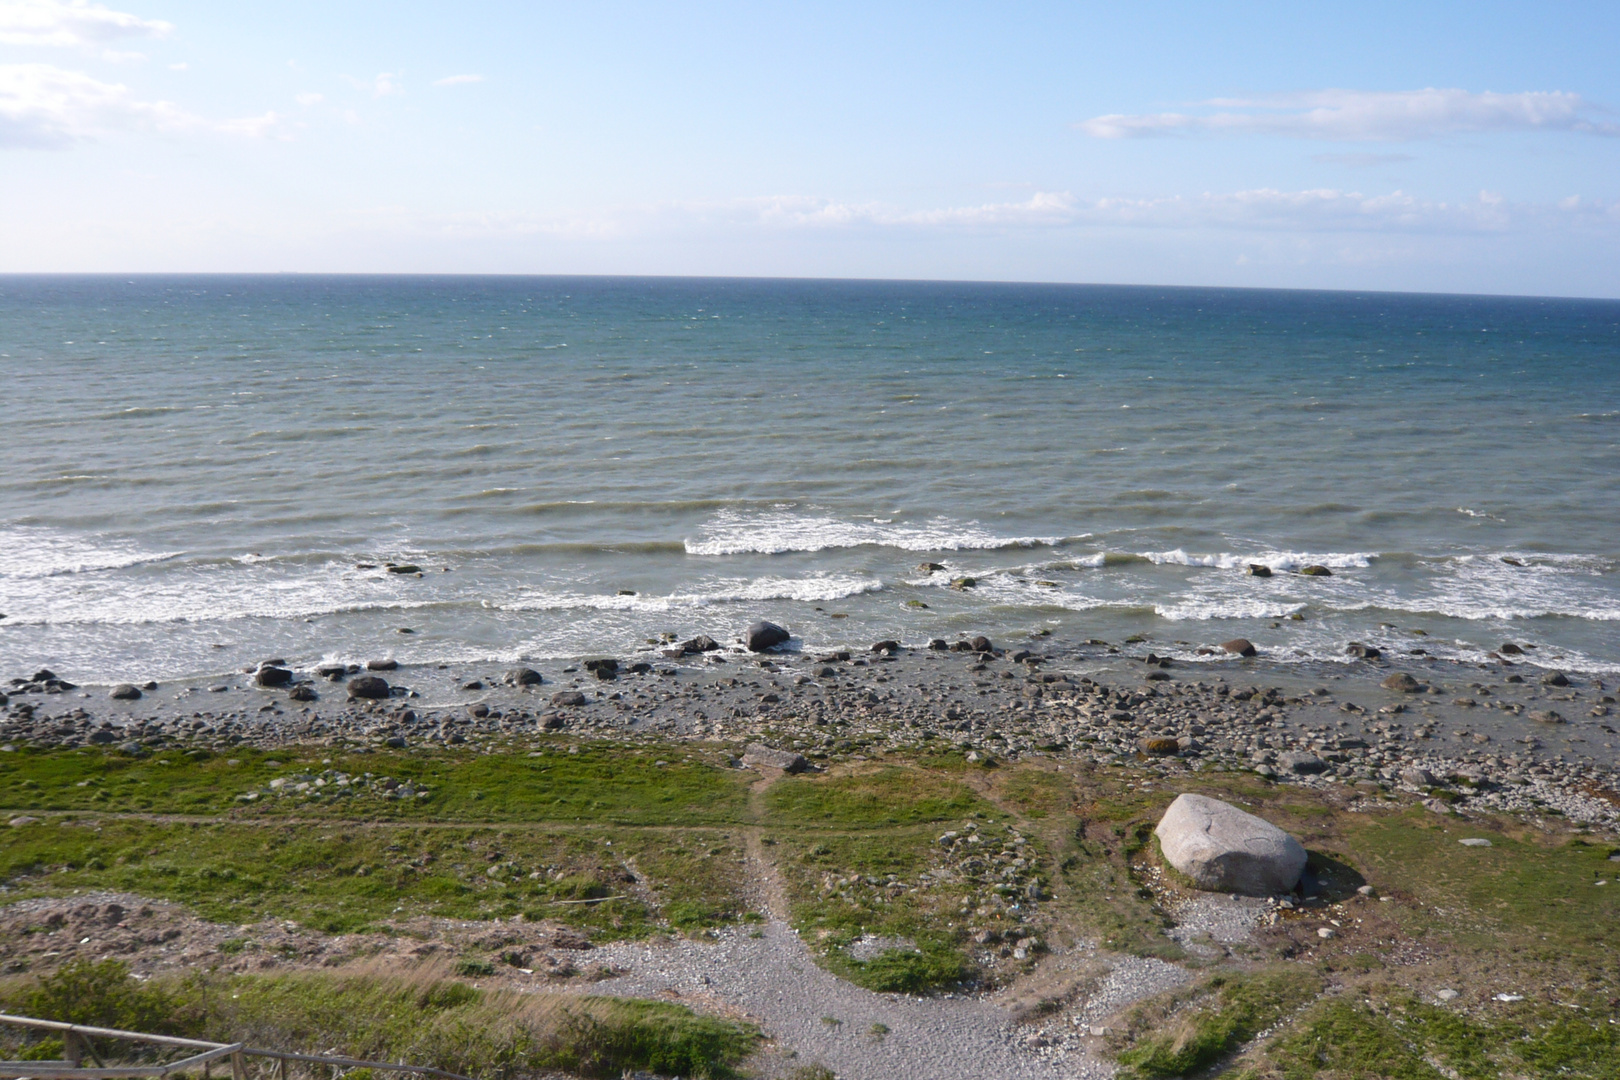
(386, 564), (421, 574)
(347, 675), (391, 700)
(917, 562), (946, 573)
(1530, 710), (1566, 725)
(317, 665), (348, 682)
(1540, 671), (1571, 687)
(287, 685), (318, 702)
(950, 576), (977, 589)
(1154, 793), (1307, 896)
(681, 635), (721, 653)
(871, 640), (900, 655)
(583, 659), (619, 681)
(745, 621), (790, 652)
(1221, 638), (1257, 658)
(109, 684), (143, 700)
(928, 639), (950, 651)
(1500, 642), (1525, 655)
(1299, 565), (1333, 577)
(1381, 672), (1422, 693)
(254, 667), (293, 688)
(366, 659), (399, 672)
(1346, 642), (1382, 660)
(741, 743), (810, 773)
(502, 668), (544, 687)
(971, 636), (994, 653)
(1278, 751), (1328, 775)
(1247, 564), (1272, 577)
(551, 691), (588, 707)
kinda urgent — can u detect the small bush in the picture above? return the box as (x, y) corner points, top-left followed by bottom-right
(21, 958), (192, 1035)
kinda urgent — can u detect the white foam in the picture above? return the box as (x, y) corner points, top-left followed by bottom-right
(1143, 548), (1375, 571)
(684, 509), (1063, 555)
(0, 527), (183, 579)
(1155, 598), (1308, 621)
(500, 575), (884, 613)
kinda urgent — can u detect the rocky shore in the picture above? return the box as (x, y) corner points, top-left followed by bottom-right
(5, 630), (1618, 828)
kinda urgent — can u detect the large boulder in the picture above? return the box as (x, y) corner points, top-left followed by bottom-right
(745, 621), (790, 652)
(1220, 638), (1257, 658)
(347, 675), (391, 699)
(1381, 672), (1422, 693)
(1154, 793), (1307, 896)
(503, 667), (544, 687)
(109, 684), (143, 700)
(254, 666), (293, 688)
(741, 743), (810, 773)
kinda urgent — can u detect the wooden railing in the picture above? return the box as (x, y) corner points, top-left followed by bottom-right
(0, 1015), (473, 1080)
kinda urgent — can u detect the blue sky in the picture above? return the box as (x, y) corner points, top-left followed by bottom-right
(3, 1), (1619, 295)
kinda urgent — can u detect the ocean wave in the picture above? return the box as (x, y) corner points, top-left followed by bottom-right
(685, 510), (1067, 556)
(1143, 548), (1375, 571)
(1155, 598), (1309, 621)
(500, 575), (884, 613)
(0, 528), (185, 580)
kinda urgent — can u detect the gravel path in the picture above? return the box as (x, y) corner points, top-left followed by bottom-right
(591, 921), (1117, 1080)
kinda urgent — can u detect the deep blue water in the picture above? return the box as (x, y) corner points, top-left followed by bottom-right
(2, 275), (1617, 681)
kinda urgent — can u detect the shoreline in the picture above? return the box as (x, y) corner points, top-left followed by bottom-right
(6, 631), (1616, 827)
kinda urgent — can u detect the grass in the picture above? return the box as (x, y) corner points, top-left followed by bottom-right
(1112, 969), (1324, 1078)
(0, 958), (757, 1079)
(0, 742), (752, 825)
(763, 766), (986, 827)
(0, 817), (749, 938)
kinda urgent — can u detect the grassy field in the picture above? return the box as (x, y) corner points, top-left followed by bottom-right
(4, 740), (1620, 1076)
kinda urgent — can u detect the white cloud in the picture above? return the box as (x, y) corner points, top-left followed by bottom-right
(1079, 89), (1619, 142)
(0, 61), (289, 146)
(295, 92), (322, 106)
(0, 61), (183, 145)
(432, 73), (483, 87)
(0, 0), (171, 53)
(346, 72), (403, 98)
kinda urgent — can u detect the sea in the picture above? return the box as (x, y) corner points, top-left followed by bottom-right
(2, 275), (1617, 685)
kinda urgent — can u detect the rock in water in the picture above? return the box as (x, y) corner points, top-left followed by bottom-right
(741, 743), (810, 773)
(681, 635), (720, 653)
(971, 635), (994, 653)
(287, 684), (318, 702)
(1540, 671), (1570, 687)
(1299, 565), (1333, 577)
(745, 621), (790, 652)
(347, 675), (391, 699)
(255, 666), (293, 688)
(1247, 564), (1272, 577)
(1154, 793), (1308, 896)
(109, 684), (143, 700)
(366, 658), (398, 671)
(1499, 642), (1525, 655)
(1221, 638), (1257, 657)
(502, 667), (544, 687)
(1381, 672), (1422, 693)
(1345, 642), (1381, 659)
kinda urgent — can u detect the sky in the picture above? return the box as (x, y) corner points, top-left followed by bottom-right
(3, 0), (1619, 296)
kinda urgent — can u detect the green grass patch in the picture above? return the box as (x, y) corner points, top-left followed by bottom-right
(764, 766), (988, 827)
(0, 743), (751, 826)
(1114, 969), (1324, 1079)
(994, 767), (1074, 819)
(0, 958), (757, 1079)
(0, 819), (749, 939)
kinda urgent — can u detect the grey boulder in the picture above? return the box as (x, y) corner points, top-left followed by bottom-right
(347, 675), (391, 699)
(745, 621), (790, 652)
(741, 742), (810, 773)
(503, 667), (544, 687)
(1154, 793), (1307, 896)
(1220, 638), (1257, 657)
(109, 683), (143, 700)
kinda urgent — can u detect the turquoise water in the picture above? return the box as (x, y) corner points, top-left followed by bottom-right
(1, 275), (1617, 681)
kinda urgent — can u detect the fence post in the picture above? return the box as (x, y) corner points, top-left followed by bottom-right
(63, 1030), (82, 1068)
(232, 1050), (247, 1080)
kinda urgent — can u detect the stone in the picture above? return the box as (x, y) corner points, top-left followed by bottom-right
(316, 665), (348, 681)
(1458, 838), (1493, 848)
(971, 636), (994, 653)
(542, 714), (567, 730)
(745, 621), (790, 652)
(1154, 793), (1307, 896)
(88, 729), (117, 744)
(928, 639), (950, 651)
(1221, 638), (1257, 657)
(550, 691), (587, 707)
(8, 816), (41, 827)
(1346, 642), (1381, 660)
(1400, 766), (1436, 788)
(1139, 737), (1180, 756)
(502, 668), (544, 687)
(871, 640), (900, 654)
(386, 564), (421, 574)
(1381, 672), (1422, 693)
(118, 741), (145, 756)
(1247, 564), (1272, 577)
(1299, 565), (1333, 577)
(366, 658), (399, 671)
(949, 576), (977, 589)
(347, 675), (391, 700)
(109, 684), (143, 700)
(1540, 671), (1570, 687)
(917, 562), (946, 573)
(1529, 710), (1566, 725)
(254, 667), (293, 688)
(1499, 642), (1525, 655)
(287, 684), (318, 702)
(741, 742), (810, 773)
(1279, 751), (1329, 775)
(682, 635), (721, 653)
